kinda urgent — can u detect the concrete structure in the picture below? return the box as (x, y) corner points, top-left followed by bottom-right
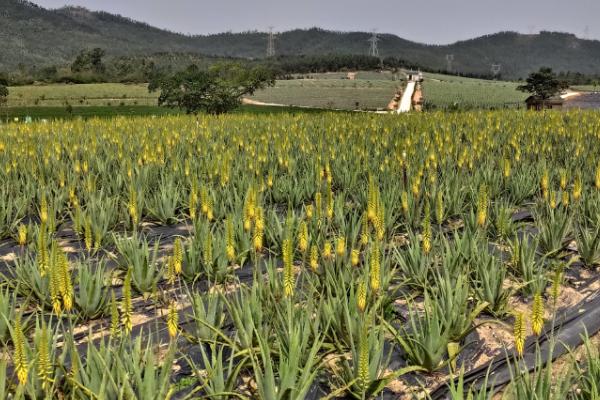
(525, 96), (564, 111)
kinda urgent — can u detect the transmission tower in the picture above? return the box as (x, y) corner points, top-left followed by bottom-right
(445, 54), (454, 72)
(491, 64), (501, 79)
(368, 31), (380, 58)
(584, 25), (590, 39)
(267, 27), (276, 58)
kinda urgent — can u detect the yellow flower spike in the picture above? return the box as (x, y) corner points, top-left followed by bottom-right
(503, 158), (511, 178)
(572, 173), (582, 202)
(305, 204), (313, 220)
(322, 241), (332, 260)
(360, 213), (370, 246)
(532, 293), (544, 336)
(84, 217), (93, 252)
(40, 194), (48, 224)
(282, 238), (294, 297)
(357, 280), (367, 313)
(435, 190), (444, 225)
(476, 184), (488, 228)
(37, 324), (52, 390)
(309, 245), (319, 272)
(110, 291), (120, 338)
(351, 249), (360, 267)
(369, 244), (381, 293)
(17, 224), (27, 246)
(335, 236), (346, 258)
(559, 169), (567, 191)
(357, 321), (370, 393)
(422, 203), (432, 255)
(253, 207), (264, 252)
(401, 190), (409, 216)
(122, 269), (133, 335)
(549, 190), (557, 209)
(225, 216), (235, 262)
(513, 311), (526, 356)
(541, 170), (549, 199)
(173, 238), (183, 275)
(562, 190), (569, 207)
(14, 316), (28, 386)
(167, 301), (179, 339)
(297, 221), (308, 253)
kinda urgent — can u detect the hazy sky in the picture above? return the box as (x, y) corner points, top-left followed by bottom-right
(31, 0), (600, 44)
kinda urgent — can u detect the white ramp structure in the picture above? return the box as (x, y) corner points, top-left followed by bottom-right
(397, 81), (416, 113)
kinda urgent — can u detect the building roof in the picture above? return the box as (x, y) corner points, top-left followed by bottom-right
(525, 95), (563, 103)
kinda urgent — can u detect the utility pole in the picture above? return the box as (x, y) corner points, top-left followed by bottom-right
(267, 26), (276, 58)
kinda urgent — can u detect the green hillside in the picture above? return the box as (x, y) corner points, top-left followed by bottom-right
(2, 0), (600, 79)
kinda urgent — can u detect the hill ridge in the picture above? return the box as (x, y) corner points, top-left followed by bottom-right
(1, 0), (600, 78)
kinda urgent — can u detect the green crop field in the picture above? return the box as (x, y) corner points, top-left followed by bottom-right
(251, 71), (527, 110)
(249, 78), (400, 110)
(0, 111), (598, 398)
(423, 73), (528, 109)
(6, 83), (157, 107)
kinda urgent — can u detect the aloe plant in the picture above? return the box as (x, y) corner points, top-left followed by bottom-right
(189, 292), (226, 342)
(574, 335), (600, 400)
(537, 208), (572, 256)
(114, 234), (162, 294)
(117, 337), (176, 400)
(392, 232), (430, 290)
(576, 224), (600, 267)
(510, 237), (547, 296)
(431, 269), (488, 342)
(75, 261), (109, 319)
(248, 301), (325, 400)
(471, 251), (510, 316)
(508, 347), (575, 400)
(0, 286), (16, 342)
(68, 337), (121, 399)
(185, 342), (247, 399)
(385, 295), (452, 372)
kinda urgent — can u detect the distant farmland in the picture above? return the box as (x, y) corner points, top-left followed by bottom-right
(4, 73), (528, 115)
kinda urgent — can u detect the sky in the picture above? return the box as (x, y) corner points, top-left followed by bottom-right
(31, 0), (600, 44)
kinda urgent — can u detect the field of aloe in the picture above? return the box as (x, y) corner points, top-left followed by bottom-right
(1, 110), (600, 399)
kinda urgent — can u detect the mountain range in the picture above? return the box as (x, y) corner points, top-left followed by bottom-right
(2, 0), (600, 79)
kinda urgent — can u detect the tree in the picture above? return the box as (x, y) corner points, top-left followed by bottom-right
(0, 74), (8, 108)
(150, 63), (274, 115)
(517, 67), (568, 101)
(72, 48), (106, 74)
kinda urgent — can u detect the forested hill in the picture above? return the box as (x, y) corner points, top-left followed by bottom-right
(2, 0), (600, 79)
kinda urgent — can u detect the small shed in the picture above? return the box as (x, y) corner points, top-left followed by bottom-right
(406, 70), (423, 82)
(525, 96), (563, 111)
